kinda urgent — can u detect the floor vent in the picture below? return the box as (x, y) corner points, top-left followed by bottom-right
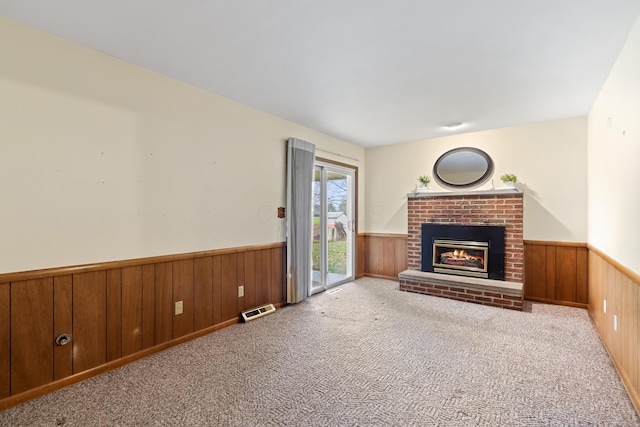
(241, 303), (276, 322)
(327, 288), (343, 294)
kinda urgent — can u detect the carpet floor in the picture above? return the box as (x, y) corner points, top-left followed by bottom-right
(1, 277), (638, 426)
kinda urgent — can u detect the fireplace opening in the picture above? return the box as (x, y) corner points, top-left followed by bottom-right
(433, 239), (488, 278)
(422, 224), (505, 280)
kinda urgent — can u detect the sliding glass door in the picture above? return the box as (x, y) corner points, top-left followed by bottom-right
(311, 161), (356, 295)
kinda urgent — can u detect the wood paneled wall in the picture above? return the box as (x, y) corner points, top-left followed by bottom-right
(356, 234), (365, 279)
(523, 241), (588, 307)
(588, 247), (640, 414)
(360, 235), (589, 309)
(0, 243), (285, 409)
(362, 233), (407, 281)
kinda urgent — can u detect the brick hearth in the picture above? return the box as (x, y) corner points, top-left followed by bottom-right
(399, 270), (524, 311)
(400, 189), (524, 310)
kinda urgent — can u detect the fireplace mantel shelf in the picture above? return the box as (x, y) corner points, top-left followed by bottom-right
(408, 188), (523, 198)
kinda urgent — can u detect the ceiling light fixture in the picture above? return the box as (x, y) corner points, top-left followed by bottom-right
(445, 122), (464, 129)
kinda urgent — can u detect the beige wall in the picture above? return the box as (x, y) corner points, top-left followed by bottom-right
(365, 117), (588, 242)
(7, 13), (637, 275)
(588, 15), (640, 275)
(0, 18), (364, 274)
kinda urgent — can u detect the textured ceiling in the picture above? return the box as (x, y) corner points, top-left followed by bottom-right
(1, 1), (639, 147)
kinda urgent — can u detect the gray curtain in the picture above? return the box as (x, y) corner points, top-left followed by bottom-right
(286, 137), (315, 303)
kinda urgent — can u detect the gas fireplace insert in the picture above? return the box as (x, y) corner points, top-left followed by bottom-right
(421, 224), (505, 280)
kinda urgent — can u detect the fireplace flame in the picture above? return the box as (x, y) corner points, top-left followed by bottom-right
(453, 249), (472, 260)
(442, 249), (484, 266)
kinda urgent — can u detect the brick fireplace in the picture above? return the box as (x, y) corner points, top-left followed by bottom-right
(399, 189), (524, 310)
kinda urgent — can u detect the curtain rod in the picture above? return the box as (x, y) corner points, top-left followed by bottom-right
(315, 148), (360, 162)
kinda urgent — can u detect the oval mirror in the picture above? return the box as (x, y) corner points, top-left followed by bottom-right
(433, 147), (494, 189)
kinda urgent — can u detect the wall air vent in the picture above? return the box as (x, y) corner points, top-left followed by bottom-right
(241, 303), (276, 322)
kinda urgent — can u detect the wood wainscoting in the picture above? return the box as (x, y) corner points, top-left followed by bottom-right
(588, 247), (640, 414)
(0, 243), (285, 410)
(523, 240), (588, 307)
(356, 234), (366, 279)
(362, 233), (407, 281)
(360, 235), (589, 308)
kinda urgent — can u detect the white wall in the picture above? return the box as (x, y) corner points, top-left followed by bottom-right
(588, 15), (640, 275)
(0, 18), (364, 274)
(365, 117), (588, 242)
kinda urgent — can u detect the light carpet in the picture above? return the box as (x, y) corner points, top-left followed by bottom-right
(1, 277), (638, 426)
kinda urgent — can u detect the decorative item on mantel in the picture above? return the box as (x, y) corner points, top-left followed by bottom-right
(416, 175), (432, 192)
(500, 173), (517, 188)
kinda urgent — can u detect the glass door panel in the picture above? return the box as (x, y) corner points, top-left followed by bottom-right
(311, 161), (355, 295)
(311, 165), (324, 295)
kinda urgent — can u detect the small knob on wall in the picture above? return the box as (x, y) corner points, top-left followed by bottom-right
(55, 334), (71, 346)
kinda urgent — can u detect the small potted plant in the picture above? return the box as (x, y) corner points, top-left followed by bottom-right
(500, 173), (517, 188)
(417, 175), (431, 189)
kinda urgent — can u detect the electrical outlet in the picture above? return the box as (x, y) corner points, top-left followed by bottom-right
(238, 285), (244, 297)
(603, 299), (607, 314)
(614, 315), (618, 332)
(175, 300), (183, 315)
